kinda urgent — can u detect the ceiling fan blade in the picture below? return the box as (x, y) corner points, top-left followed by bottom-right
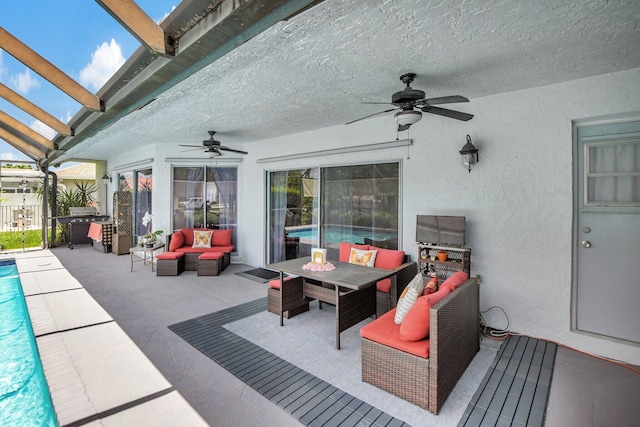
(397, 124), (411, 132)
(361, 101), (393, 105)
(220, 146), (248, 155)
(345, 108), (397, 125)
(180, 147), (204, 152)
(423, 95), (469, 105)
(422, 106), (474, 121)
(179, 144), (202, 148)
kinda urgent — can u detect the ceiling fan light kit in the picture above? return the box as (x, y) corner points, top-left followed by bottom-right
(346, 72), (474, 131)
(395, 110), (422, 127)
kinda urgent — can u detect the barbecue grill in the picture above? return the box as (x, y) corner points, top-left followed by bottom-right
(55, 207), (110, 249)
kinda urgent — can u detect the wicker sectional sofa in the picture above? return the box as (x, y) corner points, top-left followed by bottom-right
(359, 273), (479, 414)
(166, 228), (234, 271)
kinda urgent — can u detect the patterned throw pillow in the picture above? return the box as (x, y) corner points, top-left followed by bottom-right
(423, 276), (439, 295)
(192, 230), (212, 248)
(394, 273), (426, 324)
(348, 248), (377, 267)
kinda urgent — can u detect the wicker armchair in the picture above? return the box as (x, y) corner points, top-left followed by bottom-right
(361, 277), (479, 414)
(267, 276), (308, 325)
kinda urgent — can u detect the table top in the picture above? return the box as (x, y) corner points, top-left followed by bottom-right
(267, 256), (394, 291)
(129, 243), (165, 253)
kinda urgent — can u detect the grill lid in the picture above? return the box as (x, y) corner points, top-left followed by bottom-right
(69, 207), (98, 216)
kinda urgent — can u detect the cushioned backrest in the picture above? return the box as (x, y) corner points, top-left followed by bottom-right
(370, 247), (405, 269)
(441, 271), (470, 292)
(338, 242), (370, 262)
(169, 230), (185, 252)
(212, 229), (232, 246)
(182, 228), (208, 247)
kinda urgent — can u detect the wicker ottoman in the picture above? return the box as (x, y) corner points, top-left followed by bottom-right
(198, 252), (224, 276)
(156, 252), (185, 276)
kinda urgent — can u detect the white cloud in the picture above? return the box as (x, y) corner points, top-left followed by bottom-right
(30, 119), (56, 140)
(0, 50), (6, 82)
(79, 38), (126, 92)
(60, 111), (73, 123)
(0, 152), (18, 161)
(10, 68), (40, 94)
(158, 6), (177, 23)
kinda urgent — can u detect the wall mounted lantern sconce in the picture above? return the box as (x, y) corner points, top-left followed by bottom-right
(102, 171), (112, 185)
(459, 135), (479, 173)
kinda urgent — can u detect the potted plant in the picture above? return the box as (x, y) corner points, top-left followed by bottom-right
(142, 211), (163, 247)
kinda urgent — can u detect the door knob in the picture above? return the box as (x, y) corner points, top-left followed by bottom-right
(581, 240), (591, 248)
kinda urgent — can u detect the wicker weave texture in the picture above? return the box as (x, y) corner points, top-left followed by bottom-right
(197, 258), (220, 276)
(361, 277), (479, 414)
(157, 256), (185, 276)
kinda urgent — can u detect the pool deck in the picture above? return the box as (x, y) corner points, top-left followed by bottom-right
(8, 249), (207, 426)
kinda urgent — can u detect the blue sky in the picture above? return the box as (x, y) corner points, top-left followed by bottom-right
(0, 1), (177, 162)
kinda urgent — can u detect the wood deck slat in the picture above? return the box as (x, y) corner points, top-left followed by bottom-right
(458, 334), (557, 427)
(168, 297), (410, 426)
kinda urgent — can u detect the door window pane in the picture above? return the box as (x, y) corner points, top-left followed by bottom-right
(586, 140), (640, 205)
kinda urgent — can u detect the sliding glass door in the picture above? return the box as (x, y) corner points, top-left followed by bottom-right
(173, 166), (238, 248)
(267, 162), (400, 263)
(116, 169), (153, 245)
(268, 168), (319, 263)
(321, 162), (399, 255)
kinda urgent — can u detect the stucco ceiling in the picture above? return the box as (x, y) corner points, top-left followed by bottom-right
(56, 0), (640, 164)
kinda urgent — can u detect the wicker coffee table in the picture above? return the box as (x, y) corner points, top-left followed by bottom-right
(267, 256), (396, 349)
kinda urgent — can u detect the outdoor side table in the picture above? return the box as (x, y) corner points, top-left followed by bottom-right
(129, 244), (165, 272)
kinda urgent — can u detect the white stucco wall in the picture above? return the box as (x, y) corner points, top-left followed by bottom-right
(106, 68), (640, 364)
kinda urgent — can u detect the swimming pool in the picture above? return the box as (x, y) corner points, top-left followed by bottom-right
(0, 259), (58, 427)
(286, 225), (396, 244)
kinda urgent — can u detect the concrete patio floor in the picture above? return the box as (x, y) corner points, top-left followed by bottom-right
(5, 246), (640, 426)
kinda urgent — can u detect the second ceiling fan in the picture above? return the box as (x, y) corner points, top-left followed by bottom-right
(346, 73), (474, 131)
(180, 131), (248, 156)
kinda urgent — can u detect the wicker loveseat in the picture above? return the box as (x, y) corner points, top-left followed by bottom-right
(336, 242), (418, 316)
(166, 228), (234, 271)
(359, 272), (479, 414)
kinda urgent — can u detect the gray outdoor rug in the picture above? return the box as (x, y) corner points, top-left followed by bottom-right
(168, 298), (511, 426)
(168, 298), (412, 426)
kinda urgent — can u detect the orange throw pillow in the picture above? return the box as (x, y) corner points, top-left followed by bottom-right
(399, 286), (451, 342)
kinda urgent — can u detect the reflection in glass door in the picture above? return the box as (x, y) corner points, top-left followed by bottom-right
(267, 169), (319, 263)
(135, 169), (153, 238)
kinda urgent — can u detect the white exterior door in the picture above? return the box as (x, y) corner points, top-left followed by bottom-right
(574, 121), (640, 344)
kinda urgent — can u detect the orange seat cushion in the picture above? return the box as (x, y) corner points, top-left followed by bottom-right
(156, 252), (184, 260)
(198, 252), (223, 260)
(268, 276), (297, 290)
(360, 309), (430, 358)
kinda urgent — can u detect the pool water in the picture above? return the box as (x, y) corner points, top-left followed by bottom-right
(0, 259), (58, 427)
(287, 225), (396, 243)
